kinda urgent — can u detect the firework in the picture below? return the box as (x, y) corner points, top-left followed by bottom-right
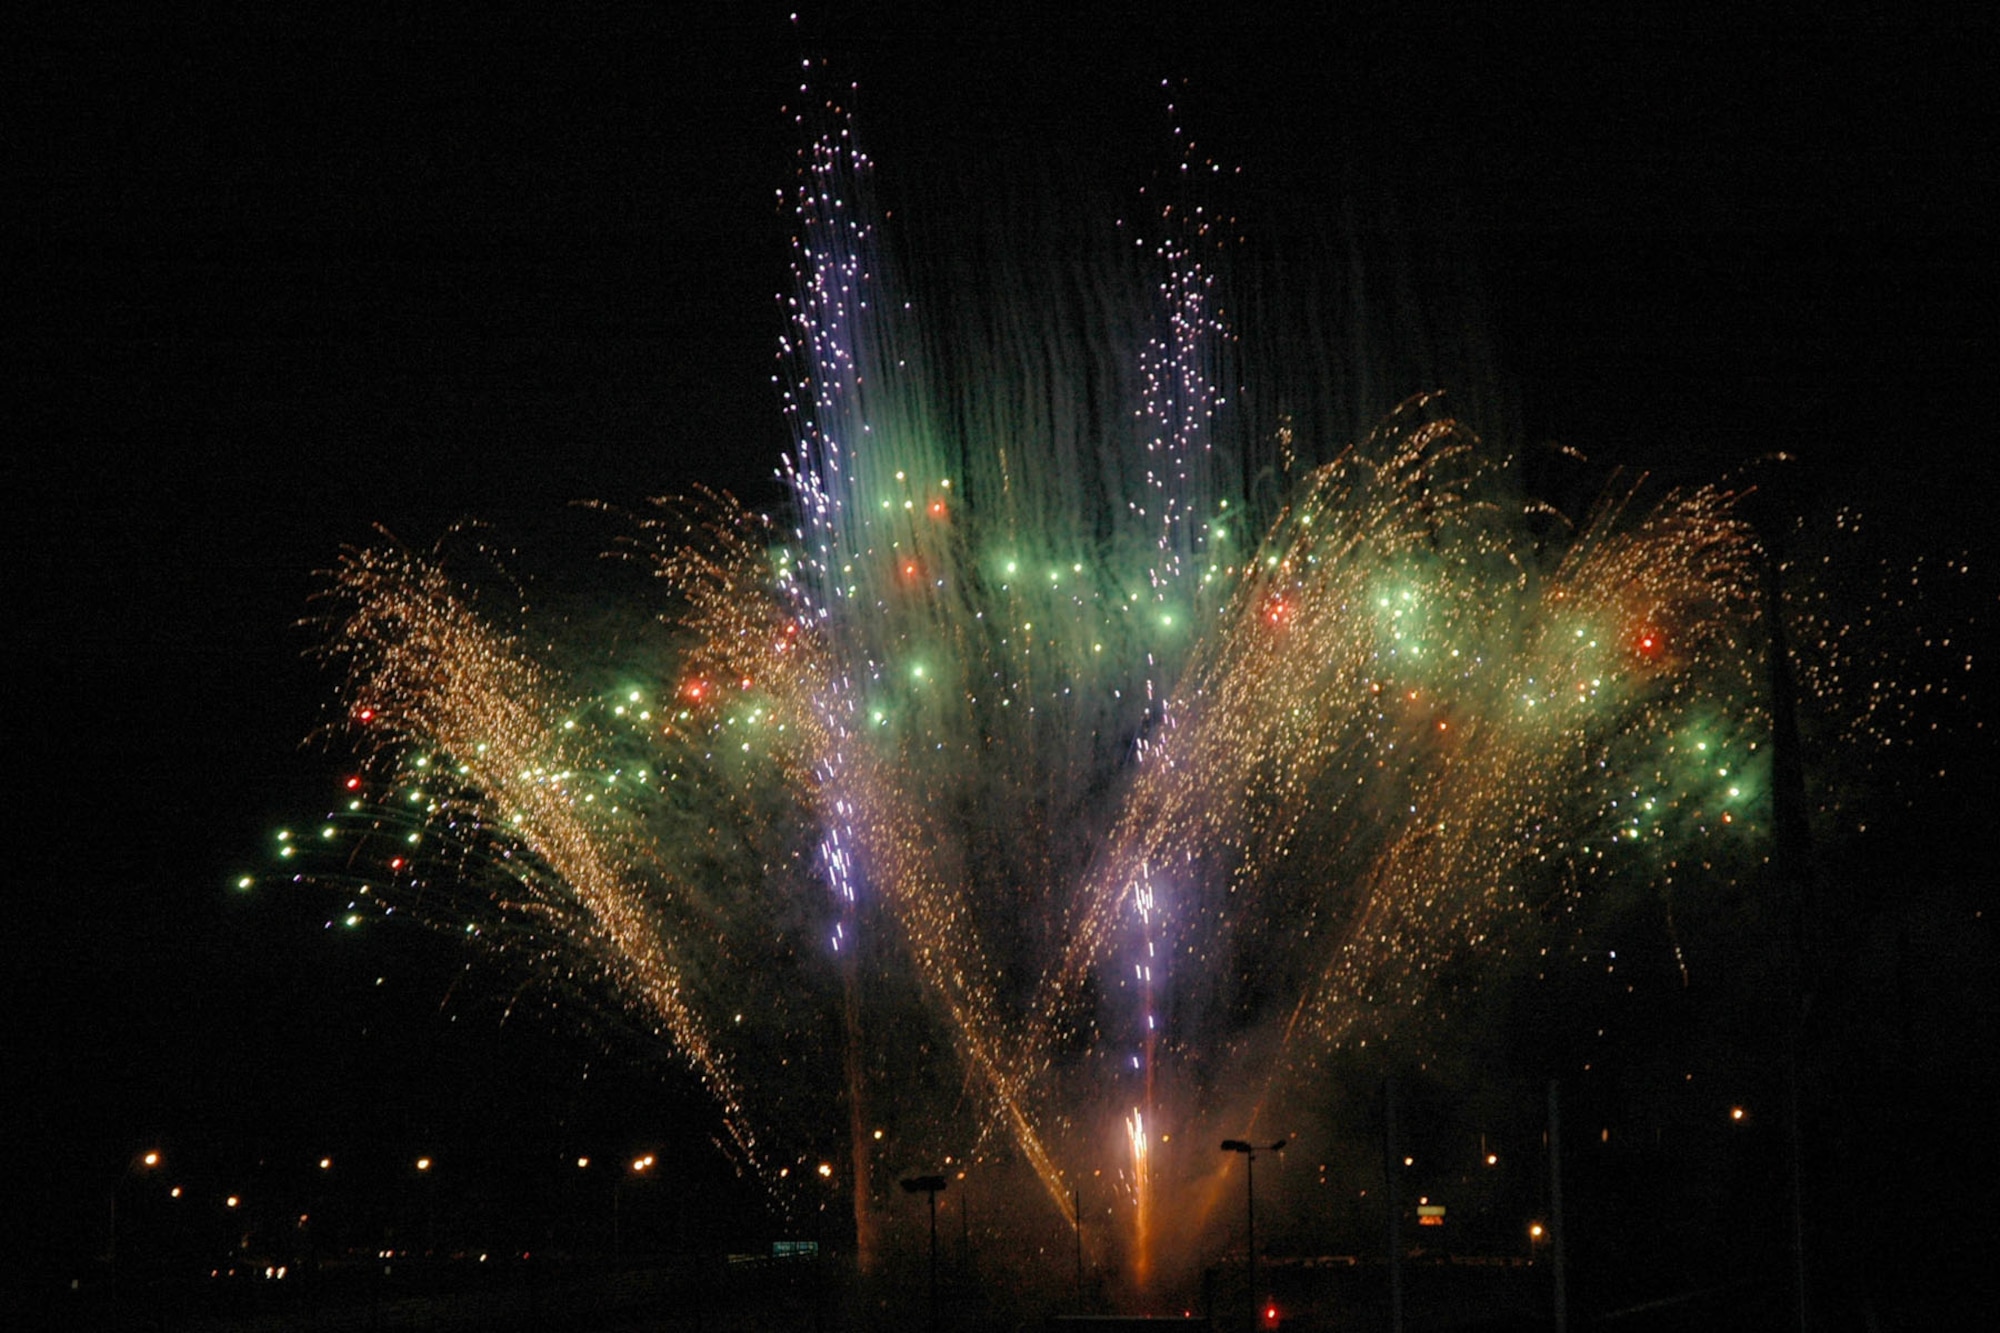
(272, 79), (1965, 1292)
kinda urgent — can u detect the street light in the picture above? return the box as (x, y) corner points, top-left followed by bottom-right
(1221, 1139), (1286, 1331)
(615, 1154), (655, 1259)
(901, 1174), (949, 1332)
(109, 1148), (165, 1305)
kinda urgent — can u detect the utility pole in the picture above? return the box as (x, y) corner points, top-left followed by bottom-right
(1549, 1080), (1567, 1333)
(1382, 1079), (1403, 1333)
(1759, 508), (1814, 1333)
(1073, 1186), (1084, 1311)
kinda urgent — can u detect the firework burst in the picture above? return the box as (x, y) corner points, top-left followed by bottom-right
(272, 81), (1963, 1291)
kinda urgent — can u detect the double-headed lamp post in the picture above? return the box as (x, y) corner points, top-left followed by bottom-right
(900, 1174), (949, 1332)
(614, 1154), (655, 1259)
(1221, 1139), (1286, 1330)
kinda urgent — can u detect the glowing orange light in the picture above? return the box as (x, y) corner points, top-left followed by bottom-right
(356, 708), (376, 722)
(902, 561), (918, 579)
(345, 776), (362, 790)
(929, 500), (946, 517)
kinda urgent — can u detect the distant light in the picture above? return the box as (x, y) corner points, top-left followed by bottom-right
(415, 1158), (431, 1172)
(319, 1158), (332, 1171)
(143, 1151), (160, 1167)
(226, 1195), (240, 1208)
(576, 1157), (590, 1170)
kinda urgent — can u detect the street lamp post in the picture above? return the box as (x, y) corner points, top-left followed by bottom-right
(900, 1175), (948, 1332)
(108, 1148), (163, 1306)
(1221, 1138), (1285, 1331)
(615, 1154), (655, 1260)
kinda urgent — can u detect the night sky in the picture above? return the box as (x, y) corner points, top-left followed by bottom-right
(11, 3), (1992, 1315)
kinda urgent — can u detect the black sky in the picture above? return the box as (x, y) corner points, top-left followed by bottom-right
(10, 0), (1992, 1296)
